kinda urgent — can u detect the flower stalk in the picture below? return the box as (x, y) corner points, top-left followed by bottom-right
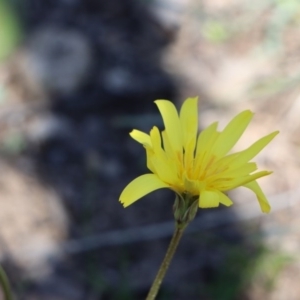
(146, 194), (199, 299)
(146, 224), (186, 300)
(0, 265), (13, 300)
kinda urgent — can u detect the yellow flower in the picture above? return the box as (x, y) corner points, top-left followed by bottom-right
(120, 97), (278, 213)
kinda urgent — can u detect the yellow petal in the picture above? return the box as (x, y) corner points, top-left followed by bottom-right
(199, 190), (233, 208)
(149, 128), (177, 183)
(155, 100), (183, 154)
(195, 122), (219, 158)
(179, 97), (198, 152)
(206, 162), (257, 183)
(150, 126), (165, 158)
(212, 130), (278, 175)
(202, 152), (239, 179)
(180, 97), (198, 172)
(214, 152), (240, 168)
(183, 172), (199, 195)
(214, 170), (272, 191)
(119, 174), (170, 207)
(199, 189), (220, 208)
(144, 145), (155, 173)
(162, 130), (175, 159)
(161, 130), (182, 179)
(150, 154), (178, 184)
(184, 138), (197, 175)
(243, 180), (271, 213)
(227, 131), (279, 168)
(218, 191), (233, 207)
(212, 110), (254, 158)
(130, 130), (151, 146)
(194, 122), (219, 177)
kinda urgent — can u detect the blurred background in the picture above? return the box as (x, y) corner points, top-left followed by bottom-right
(0, 0), (299, 299)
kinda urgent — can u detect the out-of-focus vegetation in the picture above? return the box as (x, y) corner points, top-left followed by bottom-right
(200, 0), (300, 49)
(202, 20), (229, 43)
(0, 0), (299, 299)
(264, 0), (300, 52)
(1, 131), (26, 155)
(0, 0), (22, 61)
(204, 244), (293, 300)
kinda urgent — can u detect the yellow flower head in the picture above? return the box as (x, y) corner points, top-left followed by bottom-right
(120, 97), (278, 213)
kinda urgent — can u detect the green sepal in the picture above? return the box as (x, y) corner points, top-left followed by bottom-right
(173, 193), (198, 228)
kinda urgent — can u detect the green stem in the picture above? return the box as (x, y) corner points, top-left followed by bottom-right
(0, 265), (13, 300)
(146, 224), (186, 300)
